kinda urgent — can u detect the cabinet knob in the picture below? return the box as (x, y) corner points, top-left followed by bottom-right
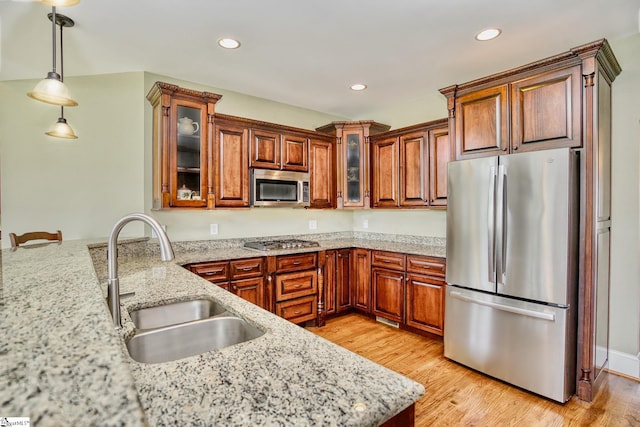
(513, 146), (518, 150)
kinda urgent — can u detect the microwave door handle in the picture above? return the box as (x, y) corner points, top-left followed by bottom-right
(488, 166), (496, 283)
(298, 180), (303, 203)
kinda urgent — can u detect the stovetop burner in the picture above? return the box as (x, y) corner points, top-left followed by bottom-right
(243, 239), (320, 251)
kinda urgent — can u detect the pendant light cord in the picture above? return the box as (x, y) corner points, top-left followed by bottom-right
(51, 6), (57, 75)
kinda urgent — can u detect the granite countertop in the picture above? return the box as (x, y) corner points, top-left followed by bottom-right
(2, 233), (444, 426)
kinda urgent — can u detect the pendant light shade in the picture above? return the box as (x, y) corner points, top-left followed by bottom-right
(28, 71), (78, 106)
(27, 6), (78, 107)
(41, 0), (81, 6)
(45, 116), (78, 139)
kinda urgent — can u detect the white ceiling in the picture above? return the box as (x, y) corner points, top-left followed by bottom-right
(1, 0), (639, 119)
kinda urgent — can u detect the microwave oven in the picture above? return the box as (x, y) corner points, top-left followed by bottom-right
(250, 169), (310, 207)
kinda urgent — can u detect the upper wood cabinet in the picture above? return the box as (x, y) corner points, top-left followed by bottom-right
(441, 64), (582, 160)
(147, 82), (222, 209)
(316, 121), (390, 209)
(214, 119), (250, 208)
(309, 137), (335, 209)
(370, 119), (450, 209)
(250, 127), (309, 172)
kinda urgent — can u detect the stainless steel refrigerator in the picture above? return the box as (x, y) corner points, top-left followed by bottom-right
(444, 147), (579, 403)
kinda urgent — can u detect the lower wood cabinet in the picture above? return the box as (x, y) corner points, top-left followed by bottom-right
(270, 253), (319, 325)
(351, 249), (371, 313)
(231, 276), (264, 308)
(276, 295), (317, 324)
(372, 267), (405, 323)
(323, 249), (352, 318)
(405, 255), (446, 336)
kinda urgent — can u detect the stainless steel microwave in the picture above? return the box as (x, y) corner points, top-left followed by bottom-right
(250, 169), (310, 207)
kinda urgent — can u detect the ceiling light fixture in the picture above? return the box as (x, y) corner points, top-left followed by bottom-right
(218, 38), (241, 49)
(27, 6), (78, 107)
(350, 83), (367, 91)
(45, 12), (78, 139)
(475, 28), (502, 41)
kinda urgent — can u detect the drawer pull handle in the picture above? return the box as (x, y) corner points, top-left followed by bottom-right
(292, 261), (302, 265)
(382, 259), (392, 263)
(412, 261), (444, 269)
(240, 266), (257, 271)
(294, 310), (302, 315)
(203, 269), (223, 275)
(294, 284), (303, 288)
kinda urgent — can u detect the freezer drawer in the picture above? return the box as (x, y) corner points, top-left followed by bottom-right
(444, 286), (576, 402)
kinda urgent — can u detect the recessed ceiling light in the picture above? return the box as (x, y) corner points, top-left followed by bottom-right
(350, 83), (367, 91)
(475, 28), (502, 41)
(218, 38), (241, 49)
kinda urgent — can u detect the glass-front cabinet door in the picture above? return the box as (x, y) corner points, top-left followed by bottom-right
(344, 130), (364, 208)
(171, 99), (207, 207)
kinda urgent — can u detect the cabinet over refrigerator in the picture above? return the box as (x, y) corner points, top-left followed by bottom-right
(444, 148), (579, 403)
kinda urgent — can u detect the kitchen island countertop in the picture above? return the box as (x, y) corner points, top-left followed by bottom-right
(2, 234), (442, 426)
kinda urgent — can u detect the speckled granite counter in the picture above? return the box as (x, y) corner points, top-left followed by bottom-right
(2, 232), (444, 426)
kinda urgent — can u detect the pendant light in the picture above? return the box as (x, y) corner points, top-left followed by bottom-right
(27, 6), (78, 107)
(45, 12), (78, 139)
(41, 0), (81, 6)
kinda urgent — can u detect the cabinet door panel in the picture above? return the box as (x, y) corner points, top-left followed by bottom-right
(406, 273), (444, 335)
(282, 134), (308, 171)
(309, 138), (334, 208)
(250, 128), (280, 169)
(232, 277), (264, 308)
(455, 85), (509, 159)
(336, 249), (352, 312)
(429, 126), (450, 207)
(351, 249), (371, 312)
(214, 122), (250, 207)
(372, 267), (405, 323)
(400, 131), (428, 206)
(371, 137), (399, 208)
(511, 66), (581, 152)
(324, 251), (337, 315)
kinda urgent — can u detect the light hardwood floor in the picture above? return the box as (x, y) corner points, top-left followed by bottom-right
(307, 314), (640, 426)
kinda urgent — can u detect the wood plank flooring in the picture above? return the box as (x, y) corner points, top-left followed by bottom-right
(306, 313), (640, 426)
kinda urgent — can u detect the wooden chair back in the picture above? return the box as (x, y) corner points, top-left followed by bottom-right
(9, 230), (63, 249)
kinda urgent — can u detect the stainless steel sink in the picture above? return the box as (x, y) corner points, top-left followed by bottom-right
(126, 316), (265, 364)
(129, 299), (228, 329)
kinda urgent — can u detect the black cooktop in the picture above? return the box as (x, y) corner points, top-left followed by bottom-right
(243, 239), (320, 251)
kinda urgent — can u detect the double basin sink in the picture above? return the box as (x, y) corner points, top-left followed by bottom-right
(126, 298), (264, 364)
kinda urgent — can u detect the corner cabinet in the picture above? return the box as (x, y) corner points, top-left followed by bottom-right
(370, 119), (450, 208)
(316, 121), (390, 209)
(440, 39), (622, 402)
(147, 82), (222, 209)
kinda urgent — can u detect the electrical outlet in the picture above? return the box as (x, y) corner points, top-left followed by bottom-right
(362, 219), (369, 229)
(210, 224), (219, 235)
(309, 220), (317, 230)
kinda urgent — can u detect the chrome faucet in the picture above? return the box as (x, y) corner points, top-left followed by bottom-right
(106, 213), (175, 328)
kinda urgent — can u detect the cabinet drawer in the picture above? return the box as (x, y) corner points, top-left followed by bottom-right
(276, 270), (317, 301)
(230, 258), (264, 280)
(406, 255), (446, 277)
(371, 250), (406, 271)
(276, 295), (317, 324)
(276, 253), (317, 273)
(189, 261), (230, 282)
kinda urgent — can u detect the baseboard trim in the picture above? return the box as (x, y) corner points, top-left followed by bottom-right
(607, 349), (640, 380)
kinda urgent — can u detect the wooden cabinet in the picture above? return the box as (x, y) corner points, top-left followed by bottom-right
(250, 127), (309, 172)
(323, 249), (352, 318)
(351, 248), (371, 312)
(370, 119), (450, 208)
(371, 136), (400, 208)
(309, 137), (335, 208)
(371, 251), (406, 323)
(186, 257), (266, 309)
(440, 39), (622, 401)
(147, 82), (222, 209)
(271, 253), (318, 324)
(316, 121), (390, 209)
(405, 255), (446, 336)
(214, 119), (250, 207)
(442, 65), (582, 160)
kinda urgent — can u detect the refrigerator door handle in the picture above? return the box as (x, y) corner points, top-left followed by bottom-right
(488, 166), (496, 283)
(450, 291), (556, 321)
(496, 164), (506, 285)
